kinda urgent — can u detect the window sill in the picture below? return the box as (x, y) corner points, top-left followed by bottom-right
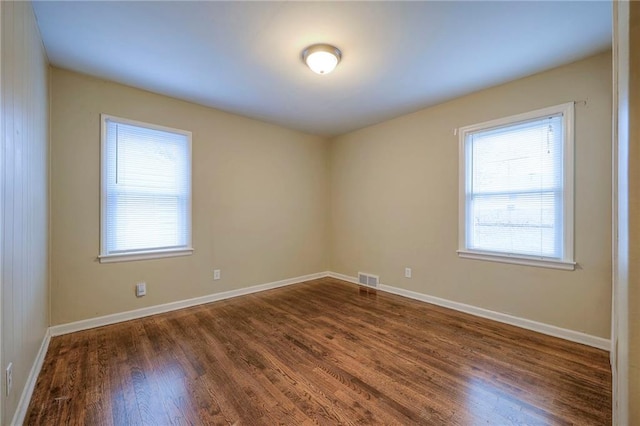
(457, 250), (575, 271)
(99, 248), (194, 263)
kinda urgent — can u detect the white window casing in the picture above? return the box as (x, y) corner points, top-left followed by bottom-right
(457, 103), (575, 270)
(99, 114), (193, 263)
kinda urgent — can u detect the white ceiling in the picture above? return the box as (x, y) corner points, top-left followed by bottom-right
(32, 1), (612, 136)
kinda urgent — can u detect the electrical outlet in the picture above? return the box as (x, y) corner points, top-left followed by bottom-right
(6, 363), (13, 396)
(404, 267), (412, 278)
(213, 269), (221, 280)
(136, 282), (146, 297)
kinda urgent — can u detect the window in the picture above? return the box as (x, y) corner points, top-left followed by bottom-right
(100, 115), (193, 262)
(457, 103), (575, 270)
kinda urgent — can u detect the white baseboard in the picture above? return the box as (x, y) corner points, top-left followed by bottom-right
(326, 272), (610, 351)
(327, 271), (360, 285)
(48, 268), (610, 346)
(50, 272), (326, 336)
(11, 328), (51, 426)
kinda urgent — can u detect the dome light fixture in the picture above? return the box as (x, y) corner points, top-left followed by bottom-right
(302, 44), (342, 75)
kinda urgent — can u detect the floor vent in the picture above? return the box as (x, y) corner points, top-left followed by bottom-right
(358, 272), (379, 288)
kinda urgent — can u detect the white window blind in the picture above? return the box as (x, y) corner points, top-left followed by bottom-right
(458, 103), (574, 270)
(100, 115), (192, 262)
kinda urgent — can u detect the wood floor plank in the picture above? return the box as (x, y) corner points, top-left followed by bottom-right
(25, 278), (611, 425)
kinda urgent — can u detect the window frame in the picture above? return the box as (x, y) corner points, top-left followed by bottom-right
(99, 114), (194, 263)
(457, 102), (576, 270)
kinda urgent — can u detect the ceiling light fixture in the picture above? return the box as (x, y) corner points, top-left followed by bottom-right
(302, 44), (342, 75)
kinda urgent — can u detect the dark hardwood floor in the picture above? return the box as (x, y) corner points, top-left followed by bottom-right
(26, 278), (611, 425)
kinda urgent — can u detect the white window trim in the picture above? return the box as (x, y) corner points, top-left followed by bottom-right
(99, 114), (194, 263)
(457, 102), (575, 270)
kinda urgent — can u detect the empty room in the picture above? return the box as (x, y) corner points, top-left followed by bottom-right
(1, 0), (638, 425)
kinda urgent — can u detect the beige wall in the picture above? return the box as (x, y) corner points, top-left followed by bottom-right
(329, 52), (612, 339)
(50, 68), (328, 325)
(1, 1), (50, 424)
(628, 1), (639, 422)
(51, 54), (613, 339)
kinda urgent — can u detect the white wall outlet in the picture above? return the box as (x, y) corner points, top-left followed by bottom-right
(213, 269), (221, 280)
(136, 282), (146, 297)
(404, 267), (412, 278)
(6, 363), (13, 396)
